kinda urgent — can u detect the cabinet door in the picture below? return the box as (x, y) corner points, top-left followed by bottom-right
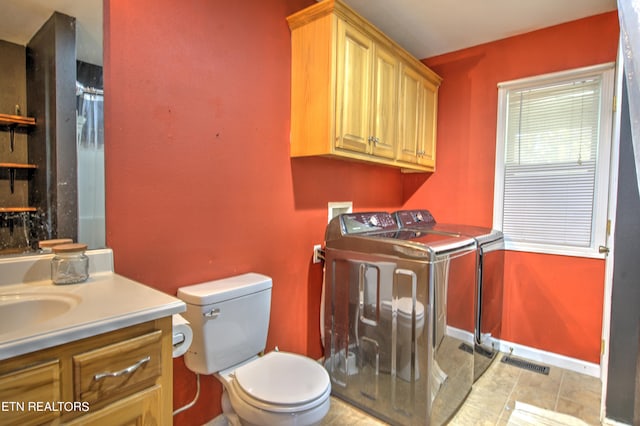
(370, 43), (398, 159)
(398, 65), (437, 168)
(417, 79), (437, 168)
(397, 65), (422, 163)
(335, 19), (373, 154)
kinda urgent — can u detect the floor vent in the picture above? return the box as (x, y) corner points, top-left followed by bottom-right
(475, 345), (496, 359)
(501, 355), (550, 375)
(459, 343), (474, 354)
(459, 343), (497, 359)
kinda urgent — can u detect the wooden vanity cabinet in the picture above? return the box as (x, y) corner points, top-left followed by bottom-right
(287, 0), (441, 172)
(0, 317), (172, 425)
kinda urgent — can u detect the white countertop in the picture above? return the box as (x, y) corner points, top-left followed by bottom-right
(0, 249), (186, 360)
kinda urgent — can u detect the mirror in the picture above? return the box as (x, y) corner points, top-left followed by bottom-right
(0, 0), (103, 255)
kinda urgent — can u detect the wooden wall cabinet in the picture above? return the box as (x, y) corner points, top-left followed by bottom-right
(287, 0), (441, 172)
(0, 318), (172, 426)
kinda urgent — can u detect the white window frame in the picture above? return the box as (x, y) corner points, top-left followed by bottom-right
(493, 63), (615, 259)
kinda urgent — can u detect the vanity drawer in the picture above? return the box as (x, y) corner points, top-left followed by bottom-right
(73, 330), (162, 405)
(0, 359), (61, 426)
(65, 385), (162, 426)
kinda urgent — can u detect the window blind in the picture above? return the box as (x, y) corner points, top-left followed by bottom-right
(502, 78), (602, 248)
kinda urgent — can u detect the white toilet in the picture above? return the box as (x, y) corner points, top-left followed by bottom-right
(178, 273), (331, 426)
(379, 297), (425, 382)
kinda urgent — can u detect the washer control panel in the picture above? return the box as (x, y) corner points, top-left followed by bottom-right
(394, 210), (436, 228)
(340, 212), (398, 234)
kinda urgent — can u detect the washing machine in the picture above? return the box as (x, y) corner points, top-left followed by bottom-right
(323, 212), (477, 426)
(394, 210), (504, 382)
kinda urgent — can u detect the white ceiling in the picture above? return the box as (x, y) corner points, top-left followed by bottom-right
(0, 0), (102, 66)
(0, 0), (617, 67)
(343, 0), (618, 59)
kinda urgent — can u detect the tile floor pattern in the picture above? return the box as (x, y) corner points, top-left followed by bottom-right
(321, 354), (602, 425)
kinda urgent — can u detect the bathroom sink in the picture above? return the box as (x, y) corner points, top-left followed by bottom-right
(0, 293), (81, 335)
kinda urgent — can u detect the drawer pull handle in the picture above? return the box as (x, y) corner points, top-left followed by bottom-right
(93, 356), (151, 381)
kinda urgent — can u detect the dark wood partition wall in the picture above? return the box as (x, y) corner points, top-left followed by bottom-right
(607, 76), (640, 424)
(26, 12), (78, 244)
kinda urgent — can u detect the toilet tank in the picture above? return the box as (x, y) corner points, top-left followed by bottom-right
(177, 273), (272, 375)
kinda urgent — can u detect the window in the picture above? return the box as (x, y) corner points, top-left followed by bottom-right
(493, 64), (615, 258)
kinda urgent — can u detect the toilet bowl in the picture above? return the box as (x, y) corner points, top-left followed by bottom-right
(218, 351), (331, 426)
(380, 297), (425, 382)
(177, 273), (331, 426)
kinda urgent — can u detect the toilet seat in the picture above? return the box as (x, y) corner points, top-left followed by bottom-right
(230, 351), (331, 413)
(381, 298), (425, 321)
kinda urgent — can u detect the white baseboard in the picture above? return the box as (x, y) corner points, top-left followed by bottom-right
(602, 418), (631, 426)
(446, 325), (474, 344)
(497, 338), (600, 378)
(444, 326), (600, 377)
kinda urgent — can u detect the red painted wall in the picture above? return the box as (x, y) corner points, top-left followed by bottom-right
(104, 0), (618, 422)
(502, 252), (606, 361)
(104, 0), (405, 423)
(410, 12), (619, 363)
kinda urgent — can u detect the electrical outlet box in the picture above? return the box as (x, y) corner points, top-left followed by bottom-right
(313, 244), (323, 264)
(328, 201), (352, 223)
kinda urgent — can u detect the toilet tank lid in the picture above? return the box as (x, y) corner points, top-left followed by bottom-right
(178, 273), (272, 305)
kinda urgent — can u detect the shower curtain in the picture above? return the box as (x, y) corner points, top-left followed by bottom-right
(76, 83), (105, 249)
(618, 0), (640, 196)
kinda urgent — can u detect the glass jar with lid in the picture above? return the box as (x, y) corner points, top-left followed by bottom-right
(51, 243), (89, 284)
(38, 238), (73, 253)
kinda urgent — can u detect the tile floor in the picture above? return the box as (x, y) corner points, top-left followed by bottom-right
(321, 354), (602, 425)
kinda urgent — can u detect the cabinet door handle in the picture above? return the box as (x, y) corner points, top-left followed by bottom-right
(93, 356), (151, 381)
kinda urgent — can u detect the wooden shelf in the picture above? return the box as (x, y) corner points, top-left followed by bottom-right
(0, 115), (35, 152)
(0, 163), (37, 194)
(0, 113), (36, 127)
(0, 207), (37, 213)
(0, 114), (38, 243)
(0, 163), (38, 169)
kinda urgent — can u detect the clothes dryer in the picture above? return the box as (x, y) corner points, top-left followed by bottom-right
(394, 210), (504, 382)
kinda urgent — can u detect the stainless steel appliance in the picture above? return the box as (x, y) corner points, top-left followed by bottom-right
(394, 210), (504, 382)
(323, 212), (478, 425)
